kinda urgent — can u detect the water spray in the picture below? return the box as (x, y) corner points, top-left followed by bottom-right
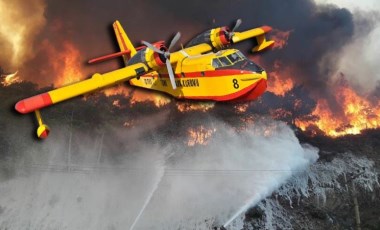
(129, 167), (165, 230)
(223, 194), (262, 228)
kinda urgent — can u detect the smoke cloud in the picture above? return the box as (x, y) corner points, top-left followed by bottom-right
(0, 0), (46, 70)
(0, 117), (318, 229)
(335, 12), (380, 94)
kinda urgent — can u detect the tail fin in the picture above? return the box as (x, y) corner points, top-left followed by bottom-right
(113, 20), (137, 65)
(251, 26), (274, 52)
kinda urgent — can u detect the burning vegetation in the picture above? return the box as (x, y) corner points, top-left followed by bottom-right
(295, 75), (380, 137)
(1, 71), (21, 86)
(187, 126), (217, 146)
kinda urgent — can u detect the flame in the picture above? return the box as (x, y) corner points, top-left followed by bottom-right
(104, 85), (132, 97)
(235, 103), (249, 114)
(1, 71), (21, 86)
(295, 76), (380, 137)
(39, 40), (84, 87)
(187, 126), (216, 146)
(177, 102), (214, 112)
(269, 29), (292, 50)
(53, 42), (84, 87)
(267, 60), (294, 96)
(131, 90), (171, 108)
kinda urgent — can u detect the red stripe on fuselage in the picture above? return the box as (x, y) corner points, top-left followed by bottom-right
(15, 93), (53, 114)
(181, 80), (262, 101)
(147, 69), (253, 79)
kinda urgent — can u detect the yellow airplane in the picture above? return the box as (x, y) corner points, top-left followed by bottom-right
(15, 19), (274, 139)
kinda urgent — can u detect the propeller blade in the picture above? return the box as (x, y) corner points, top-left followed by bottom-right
(166, 59), (177, 89)
(141, 41), (165, 54)
(232, 19), (242, 32)
(168, 32), (181, 51)
(229, 19), (242, 40)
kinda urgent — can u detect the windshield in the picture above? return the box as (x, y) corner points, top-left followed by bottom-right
(211, 51), (263, 73)
(227, 51), (244, 63)
(212, 51), (246, 68)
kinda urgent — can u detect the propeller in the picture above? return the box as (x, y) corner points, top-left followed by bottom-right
(227, 18), (242, 40)
(142, 32), (181, 89)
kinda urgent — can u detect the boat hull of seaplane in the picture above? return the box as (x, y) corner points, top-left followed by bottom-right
(129, 69), (267, 102)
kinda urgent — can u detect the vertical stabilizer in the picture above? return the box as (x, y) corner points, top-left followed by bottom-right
(113, 20), (137, 65)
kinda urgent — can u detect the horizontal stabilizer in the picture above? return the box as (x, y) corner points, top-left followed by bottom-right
(88, 50), (131, 64)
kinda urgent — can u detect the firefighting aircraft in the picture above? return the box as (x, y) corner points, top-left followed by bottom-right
(15, 19), (274, 139)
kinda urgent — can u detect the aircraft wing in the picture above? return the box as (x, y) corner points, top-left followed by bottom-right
(170, 25), (274, 61)
(15, 63), (148, 114)
(232, 26), (274, 52)
(170, 43), (213, 62)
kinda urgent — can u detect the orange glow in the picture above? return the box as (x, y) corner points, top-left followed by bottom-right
(270, 108), (292, 120)
(235, 103), (249, 113)
(295, 77), (380, 137)
(267, 60), (294, 96)
(270, 29), (292, 50)
(1, 71), (21, 86)
(267, 73), (294, 96)
(177, 102), (214, 112)
(187, 126), (216, 146)
(103, 85), (132, 97)
(131, 90), (171, 108)
(40, 40), (84, 87)
(53, 42), (84, 87)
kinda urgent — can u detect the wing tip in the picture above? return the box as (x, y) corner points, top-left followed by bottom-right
(260, 26), (272, 33)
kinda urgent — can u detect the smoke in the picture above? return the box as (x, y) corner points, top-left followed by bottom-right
(335, 12), (380, 94)
(0, 0), (46, 70)
(0, 116), (318, 229)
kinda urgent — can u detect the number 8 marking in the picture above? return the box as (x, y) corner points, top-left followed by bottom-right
(232, 79), (239, 89)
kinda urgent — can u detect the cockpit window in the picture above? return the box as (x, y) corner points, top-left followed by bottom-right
(227, 53), (243, 63)
(218, 56), (231, 66)
(236, 51), (245, 59)
(212, 51), (248, 68)
(212, 58), (222, 68)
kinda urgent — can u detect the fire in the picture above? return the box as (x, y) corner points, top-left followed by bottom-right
(295, 76), (380, 137)
(187, 126), (216, 146)
(235, 103), (249, 113)
(104, 85), (132, 97)
(39, 39), (84, 87)
(177, 102), (214, 112)
(53, 42), (84, 87)
(267, 60), (294, 96)
(1, 71), (21, 86)
(131, 90), (171, 108)
(269, 29), (292, 50)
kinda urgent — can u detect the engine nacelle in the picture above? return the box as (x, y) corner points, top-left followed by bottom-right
(186, 26), (231, 50)
(127, 41), (168, 70)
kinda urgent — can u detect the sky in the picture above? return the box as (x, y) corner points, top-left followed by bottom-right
(316, 0), (380, 11)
